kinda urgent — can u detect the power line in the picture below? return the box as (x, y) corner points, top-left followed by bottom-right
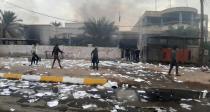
(186, 0), (189, 7)
(5, 1), (77, 22)
(169, 0), (172, 8)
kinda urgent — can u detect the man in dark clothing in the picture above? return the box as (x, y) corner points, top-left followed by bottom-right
(30, 44), (40, 66)
(91, 48), (99, 70)
(135, 49), (140, 62)
(168, 46), (179, 76)
(51, 44), (63, 69)
(125, 49), (130, 61)
(31, 52), (39, 65)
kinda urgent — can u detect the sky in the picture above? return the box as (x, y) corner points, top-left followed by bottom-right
(0, 0), (210, 31)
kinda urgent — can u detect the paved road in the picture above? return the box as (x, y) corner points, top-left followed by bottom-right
(0, 58), (210, 111)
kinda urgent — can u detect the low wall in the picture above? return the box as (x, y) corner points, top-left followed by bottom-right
(0, 45), (121, 60)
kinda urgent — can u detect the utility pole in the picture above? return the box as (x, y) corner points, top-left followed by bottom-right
(199, 0), (204, 65)
(186, 0), (189, 7)
(155, 0), (157, 11)
(169, 0), (172, 8)
(0, 10), (3, 38)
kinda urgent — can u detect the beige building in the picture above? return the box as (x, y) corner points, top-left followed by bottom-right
(133, 7), (208, 63)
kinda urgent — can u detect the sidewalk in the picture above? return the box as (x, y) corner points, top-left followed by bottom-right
(0, 58), (210, 90)
(144, 63), (210, 85)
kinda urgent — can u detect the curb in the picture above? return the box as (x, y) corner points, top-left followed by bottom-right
(0, 73), (107, 85)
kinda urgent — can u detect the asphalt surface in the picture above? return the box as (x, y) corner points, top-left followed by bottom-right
(0, 58), (210, 112)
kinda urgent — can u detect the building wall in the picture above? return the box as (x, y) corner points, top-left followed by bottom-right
(24, 25), (55, 45)
(134, 7), (207, 64)
(24, 23), (85, 45)
(146, 46), (199, 63)
(0, 45), (121, 60)
(208, 32), (210, 42)
(135, 7), (208, 47)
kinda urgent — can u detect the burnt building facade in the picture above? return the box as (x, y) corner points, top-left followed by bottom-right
(133, 7), (208, 64)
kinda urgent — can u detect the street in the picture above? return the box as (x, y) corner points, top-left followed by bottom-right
(0, 58), (210, 112)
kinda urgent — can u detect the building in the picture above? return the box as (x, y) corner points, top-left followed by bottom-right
(118, 31), (139, 59)
(55, 23), (84, 38)
(208, 32), (210, 42)
(0, 38), (38, 45)
(24, 23), (84, 45)
(133, 7), (208, 64)
(24, 24), (54, 45)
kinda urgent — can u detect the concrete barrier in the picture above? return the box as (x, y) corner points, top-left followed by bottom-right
(0, 73), (107, 85)
(0, 45), (121, 60)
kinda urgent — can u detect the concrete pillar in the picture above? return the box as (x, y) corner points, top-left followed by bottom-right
(205, 18), (208, 42)
(191, 13), (194, 25)
(161, 18), (164, 26)
(179, 12), (183, 24)
(144, 17), (148, 26)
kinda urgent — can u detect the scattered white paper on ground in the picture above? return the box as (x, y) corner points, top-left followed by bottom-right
(47, 100), (59, 107)
(134, 78), (145, 82)
(82, 104), (97, 109)
(90, 72), (101, 76)
(73, 91), (88, 99)
(10, 108), (15, 112)
(115, 105), (125, 110)
(180, 103), (192, 110)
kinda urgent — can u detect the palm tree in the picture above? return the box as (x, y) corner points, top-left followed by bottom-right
(51, 21), (61, 27)
(51, 21), (61, 39)
(0, 10), (23, 38)
(83, 17), (118, 47)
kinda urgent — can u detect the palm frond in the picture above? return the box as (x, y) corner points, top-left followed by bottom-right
(1, 10), (23, 38)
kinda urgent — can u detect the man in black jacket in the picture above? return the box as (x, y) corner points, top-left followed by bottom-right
(30, 44), (40, 66)
(168, 46), (179, 76)
(91, 48), (99, 70)
(51, 44), (63, 69)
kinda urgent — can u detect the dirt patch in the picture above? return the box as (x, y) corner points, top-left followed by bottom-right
(183, 81), (210, 91)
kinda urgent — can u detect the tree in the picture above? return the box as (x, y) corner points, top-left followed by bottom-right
(51, 21), (61, 27)
(0, 10), (23, 38)
(51, 21), (61, 39)
(83, 17), (118, 47)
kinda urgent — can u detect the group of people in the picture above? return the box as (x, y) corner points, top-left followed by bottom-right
(30, 44), (179, 75)
(125, 47), (179, 76)
(124, 49), (140, 62)
(30, 44), (99, 70)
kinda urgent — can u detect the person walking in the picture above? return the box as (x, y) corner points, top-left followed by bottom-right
(168, 46), (180, 76)
(51, 44), (63, 69)
(125, 49), (130, 61)
(91, 48), (99, 70)
(30, 44), (39, 66)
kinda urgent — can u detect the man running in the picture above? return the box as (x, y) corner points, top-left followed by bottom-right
(51, 44), (63, 69)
